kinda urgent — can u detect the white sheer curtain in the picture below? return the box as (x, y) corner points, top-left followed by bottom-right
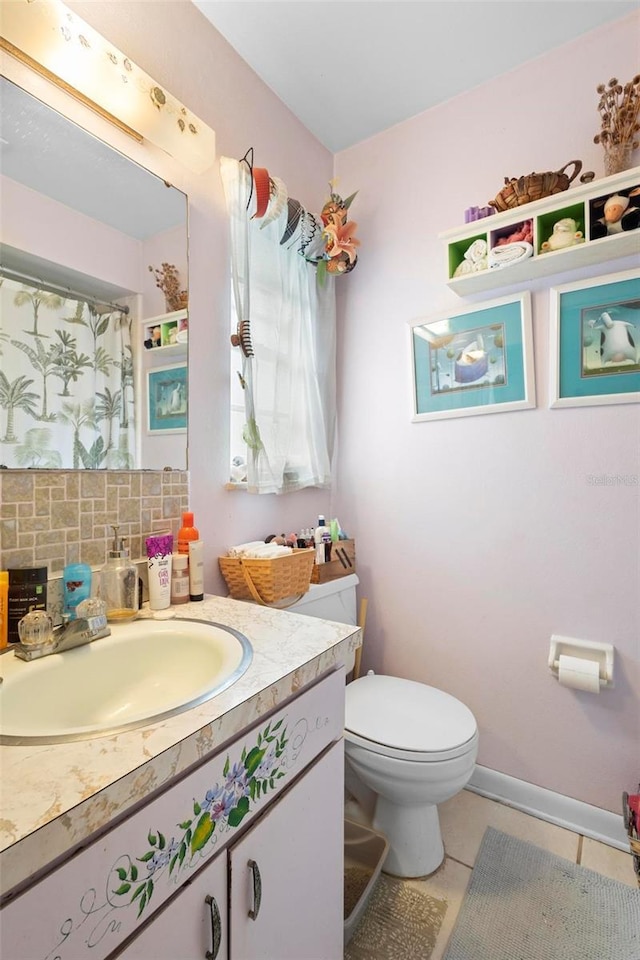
(220, 157), (335, 495)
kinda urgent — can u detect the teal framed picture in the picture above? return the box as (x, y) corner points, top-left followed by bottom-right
(549, 269), (640, 408)
(146, 363), (188, 433)
(409, 291), (535, 421)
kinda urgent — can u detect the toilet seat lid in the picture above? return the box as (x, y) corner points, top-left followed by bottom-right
(345, 674), (477, 755)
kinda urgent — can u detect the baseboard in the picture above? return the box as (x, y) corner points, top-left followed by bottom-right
(468, 765), (629, 851)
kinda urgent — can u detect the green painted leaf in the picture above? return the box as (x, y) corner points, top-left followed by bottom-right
(113, 882), (131, 896)
(138, 851), (155, 862)
(116, 867), (127, 881)
(241, 747), (247, 762)
(146, 878), (154, 902)
(178, 820), (192, 830)
(272, 719), (283, 731)
(137, 891), (147, 917)
(244, 746), (266, 776)
(257, 732), (262, 746)
(131, 883), (146, 903)
(158, 832), (166, 850)
(343, 191), (358, 209)
(130, 864), (138, 882)
(186, 828), (192, 847)
(227, 796), (250, 828)
(223, 756), (230, 777)
(169, 853), (179, 875)
(193, 801), (201, 816)
(249, 779), (257, 801)
(147, 831), (157, 846)
(179, 841), (187, 865)
(190, 812), (215, 853)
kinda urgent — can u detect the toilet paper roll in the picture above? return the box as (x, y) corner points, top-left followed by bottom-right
(558, 654), (601, 693)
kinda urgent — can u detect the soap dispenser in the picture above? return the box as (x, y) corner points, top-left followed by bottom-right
(100, 525), (139, 622)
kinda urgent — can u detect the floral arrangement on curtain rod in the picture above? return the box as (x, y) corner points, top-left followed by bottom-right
(251, 166), (360, 284)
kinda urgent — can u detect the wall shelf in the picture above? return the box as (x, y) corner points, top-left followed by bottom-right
(141, 309), (188, 353)
(440, 167), (640, 296)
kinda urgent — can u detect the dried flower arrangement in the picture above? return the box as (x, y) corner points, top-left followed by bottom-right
(594, 75), (640, 174)
(148, 262), (188, 312)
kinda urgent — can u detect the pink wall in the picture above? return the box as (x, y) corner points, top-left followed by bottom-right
(60, 2), (336, 549)
(333, 12), (640, 812)
(3, 3), (637, 812)
(2, 176), (142, 291)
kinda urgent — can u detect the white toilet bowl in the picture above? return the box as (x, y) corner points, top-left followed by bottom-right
(345, 673), (478, 877)
(286, 577), (479, 878)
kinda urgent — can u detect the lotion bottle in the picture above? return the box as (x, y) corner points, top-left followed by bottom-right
(314, 516), (327, 565)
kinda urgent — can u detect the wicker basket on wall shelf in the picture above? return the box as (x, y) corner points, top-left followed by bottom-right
(489, 160), (584, 212)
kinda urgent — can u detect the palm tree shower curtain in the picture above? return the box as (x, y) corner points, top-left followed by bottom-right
(0, 278), (135, 468)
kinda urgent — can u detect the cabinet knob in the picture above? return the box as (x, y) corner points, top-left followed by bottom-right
(204, 894), (222, 959)
(247, 859), (262, 921)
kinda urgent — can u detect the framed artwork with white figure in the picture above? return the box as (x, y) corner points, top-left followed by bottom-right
(549, 269), (640, 407)
(147, 364), (188, 433)
(409, 292), (535, 422)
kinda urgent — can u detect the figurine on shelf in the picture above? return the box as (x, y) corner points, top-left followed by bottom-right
(540, 217), (585, 252)
(590, 187), (640, 239)
(453, 238), (488, 277)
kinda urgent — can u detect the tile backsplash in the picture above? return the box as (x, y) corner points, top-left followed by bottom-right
(0, 470), (189, 573)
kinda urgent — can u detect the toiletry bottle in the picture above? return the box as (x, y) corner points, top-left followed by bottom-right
(0, 571), (8, 650)
(188, 540), (204, 601)
(146, 534), (174, 611)
(7, 567), (48, 643)
(314, 516), (327, 565)
(100, 526), (139, 622)
(62, 562), (92, 620)
(178, 512), (199, 554)
(170, 553), (190, 604)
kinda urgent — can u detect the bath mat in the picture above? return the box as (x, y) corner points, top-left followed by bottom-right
(345, 873), (447, 960)
(443, 826), (640, 960)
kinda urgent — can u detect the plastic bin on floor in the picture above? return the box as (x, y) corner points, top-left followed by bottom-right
(344, 818), (389, 944)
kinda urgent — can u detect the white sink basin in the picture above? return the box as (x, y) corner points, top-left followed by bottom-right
(0, 618), (253, 744)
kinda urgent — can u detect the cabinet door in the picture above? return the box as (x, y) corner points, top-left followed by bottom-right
(229, 741), (344, 960)
(115, 852), (227, 960)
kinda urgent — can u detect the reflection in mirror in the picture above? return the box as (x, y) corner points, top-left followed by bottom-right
(0, 76), (188, 470)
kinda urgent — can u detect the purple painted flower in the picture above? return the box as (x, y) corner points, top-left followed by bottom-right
(210, 791), (236, 821)
(202, 784), (224, 812)
(146, 838), (178, 875)
(255, 747), (277, 780)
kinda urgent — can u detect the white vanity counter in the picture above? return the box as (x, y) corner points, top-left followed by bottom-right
(0, 595), (361, 899)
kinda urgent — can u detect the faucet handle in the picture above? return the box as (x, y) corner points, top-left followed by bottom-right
(76, 596), (107, 619)
(17, 609), (54, 649)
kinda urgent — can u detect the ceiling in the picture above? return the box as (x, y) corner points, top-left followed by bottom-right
(194, 1), (638, 152)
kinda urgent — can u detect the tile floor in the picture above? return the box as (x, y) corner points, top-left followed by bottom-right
(354, 788), (638, 960)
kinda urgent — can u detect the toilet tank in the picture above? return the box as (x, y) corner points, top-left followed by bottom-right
(288, 574), (359, 626)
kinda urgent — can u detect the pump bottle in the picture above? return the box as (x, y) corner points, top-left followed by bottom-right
(100, 526), (139, 622)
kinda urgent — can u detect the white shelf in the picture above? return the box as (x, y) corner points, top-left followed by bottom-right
(141, 308), (188, 351)
(440, 167), (640, 295)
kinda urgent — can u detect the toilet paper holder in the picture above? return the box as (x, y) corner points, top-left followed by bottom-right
(548, 635), (614, 689)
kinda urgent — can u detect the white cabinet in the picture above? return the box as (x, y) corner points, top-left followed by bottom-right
(117, 742), (344, 960)
(440, 167), (640, 295)
(115, 848), (228, 960)
(229, 742), (343, 960)
(0, 670), (345, 960)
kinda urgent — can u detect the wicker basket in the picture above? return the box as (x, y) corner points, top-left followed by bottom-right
(219, 548), (315, 606)
(489, 160), (582, 212)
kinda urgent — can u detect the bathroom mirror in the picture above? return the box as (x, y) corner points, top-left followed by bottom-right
(0, 75), (188, 470)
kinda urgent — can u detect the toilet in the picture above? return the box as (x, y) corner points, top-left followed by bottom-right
(289, 574), (479, 878)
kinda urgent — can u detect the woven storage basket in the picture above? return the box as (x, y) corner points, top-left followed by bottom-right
(219, 548), (315, 606)
(489, 160), (582, 212)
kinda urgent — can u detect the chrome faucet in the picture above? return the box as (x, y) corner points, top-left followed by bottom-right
(14, 604), (111, 662)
